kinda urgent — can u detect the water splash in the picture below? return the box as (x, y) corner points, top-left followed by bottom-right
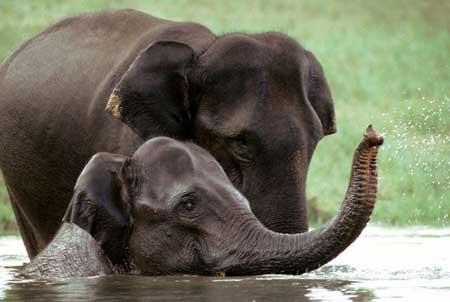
(375, 88), (450, 225)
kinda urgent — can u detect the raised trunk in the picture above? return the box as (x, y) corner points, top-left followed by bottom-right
(220, 125), (383, 275)
(20, 223), (114, 279)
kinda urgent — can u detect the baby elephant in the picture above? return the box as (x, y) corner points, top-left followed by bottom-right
(22, 127), (383, 279)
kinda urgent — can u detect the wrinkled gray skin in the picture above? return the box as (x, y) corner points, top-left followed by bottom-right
(22, 128), (382, 278)
(21, 223), (115, 279)
(0, 9), (336, 259)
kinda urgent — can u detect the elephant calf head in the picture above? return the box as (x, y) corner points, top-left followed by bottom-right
(26, 127), (382, 278)
(62, 136), (253, 275)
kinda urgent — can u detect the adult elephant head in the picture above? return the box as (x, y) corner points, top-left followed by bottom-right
(106, 34), (336, 234)
(23, 127), (382, 278)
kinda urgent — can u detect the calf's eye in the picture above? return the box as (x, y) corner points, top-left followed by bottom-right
(176, 195), (201, 220)
(183, 201), (195, 211)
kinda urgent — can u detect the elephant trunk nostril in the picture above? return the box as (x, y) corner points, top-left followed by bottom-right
(364, 124), (384, 147)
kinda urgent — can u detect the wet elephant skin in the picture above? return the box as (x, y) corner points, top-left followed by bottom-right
(0, 9), (336, 258)
(22, 127), (382, 277)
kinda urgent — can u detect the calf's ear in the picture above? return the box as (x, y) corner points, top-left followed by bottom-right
(106, 41), (196, 140)
(63, 153), (131, 264)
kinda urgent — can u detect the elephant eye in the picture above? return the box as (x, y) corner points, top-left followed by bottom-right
(183, 200), (195, 211)
(170, 112), (183, 124)
(227, 137), (253, 162)
(176, 194), (202, 220)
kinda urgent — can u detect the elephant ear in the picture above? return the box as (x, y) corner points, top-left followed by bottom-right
(304, 50), (337, 136)
(105, 41), (196, 140)
(63, 153), (131, 265)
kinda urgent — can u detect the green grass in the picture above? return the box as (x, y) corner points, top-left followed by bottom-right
(0, 178), (16, 233)
(0, 0), (449, 232)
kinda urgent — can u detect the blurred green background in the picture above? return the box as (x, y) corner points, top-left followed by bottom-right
(0, 0), (449, 233)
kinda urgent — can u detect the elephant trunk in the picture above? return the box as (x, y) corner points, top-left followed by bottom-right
(219, 125), (383, 275)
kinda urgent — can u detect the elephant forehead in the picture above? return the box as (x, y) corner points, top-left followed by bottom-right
(132, 137), (228, 184)
(199, 34), (304, 87)
(134, 136), (186, 155)
(199, 34), (263, 66)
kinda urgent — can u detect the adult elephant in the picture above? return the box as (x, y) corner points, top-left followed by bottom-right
(23, 130), (382, 278)
(0, 9), (336, 258)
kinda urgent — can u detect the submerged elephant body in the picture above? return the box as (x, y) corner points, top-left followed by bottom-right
(0, 9), (336, 259)
(23, 128), (382, 278)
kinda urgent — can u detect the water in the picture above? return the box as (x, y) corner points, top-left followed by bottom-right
(0, 226), (449, 301)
